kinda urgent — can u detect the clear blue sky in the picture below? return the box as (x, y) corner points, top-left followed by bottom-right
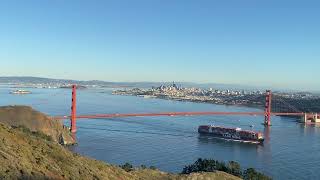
(1, 0), (319, 91)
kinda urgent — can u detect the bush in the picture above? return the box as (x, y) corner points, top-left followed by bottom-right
(120, 163), (133, 172)
(181, 158), (271, 180)
(13, 125), (53, 141)
(149, 166), (157, 170)
(182, 158), (221, 174)
(243, 168), (272, 180)
(120, 163), (157, 172)
(227, 161), (242, 177)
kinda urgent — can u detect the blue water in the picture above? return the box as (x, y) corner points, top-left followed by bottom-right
(1, 86), (319, 180)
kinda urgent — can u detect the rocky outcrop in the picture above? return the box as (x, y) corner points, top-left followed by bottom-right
(0, 105), (75, 145)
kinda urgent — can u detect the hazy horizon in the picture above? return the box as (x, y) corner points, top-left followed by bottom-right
(1, 75), (320, 93)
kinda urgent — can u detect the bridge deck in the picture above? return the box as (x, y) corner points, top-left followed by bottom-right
(53, 112), (306, 120)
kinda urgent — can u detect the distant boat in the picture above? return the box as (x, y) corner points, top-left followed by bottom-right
(143, 95), (157, 98)
(10, 90), (31, 94)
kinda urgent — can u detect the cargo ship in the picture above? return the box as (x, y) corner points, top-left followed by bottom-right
(198, 125), (264, 144)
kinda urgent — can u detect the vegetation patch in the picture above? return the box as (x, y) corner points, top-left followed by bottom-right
(120, 163), (158, 172)
(12, 125), (53, 142)
(182, 158), (271, 180)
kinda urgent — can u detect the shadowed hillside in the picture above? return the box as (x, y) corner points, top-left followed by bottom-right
(0, 106), (75, 145)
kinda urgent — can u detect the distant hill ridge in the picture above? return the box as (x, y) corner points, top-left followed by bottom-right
(0, 76), (265, 90)
(2, 76), (319, 93)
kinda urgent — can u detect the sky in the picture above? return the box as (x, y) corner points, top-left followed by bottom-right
(0, 0), (320, 91)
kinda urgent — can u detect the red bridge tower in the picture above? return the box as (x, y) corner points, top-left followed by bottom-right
(71, 85), (77, 133)
(264, 90), (272, 126)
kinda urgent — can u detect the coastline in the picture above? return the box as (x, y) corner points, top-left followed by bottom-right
(112, 92), (265, 110)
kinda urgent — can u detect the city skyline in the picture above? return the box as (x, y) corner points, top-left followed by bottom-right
(1, 0), (320, 91)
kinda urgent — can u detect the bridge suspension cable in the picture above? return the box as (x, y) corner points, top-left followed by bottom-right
(57, 85), (310, 133)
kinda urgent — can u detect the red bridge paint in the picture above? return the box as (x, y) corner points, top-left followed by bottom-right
(54, 112), (304, 120)
(264, 90), (272, 126)
(70, 85), (77, 133)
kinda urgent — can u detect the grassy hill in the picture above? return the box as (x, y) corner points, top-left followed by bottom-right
(0, 123), (241, 180)
(0, 106), (75, 145)
(0, 106), (241, 180)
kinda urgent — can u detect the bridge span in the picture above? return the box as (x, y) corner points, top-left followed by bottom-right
(54, 85), (318, 133)
(54, 112), (304, 120)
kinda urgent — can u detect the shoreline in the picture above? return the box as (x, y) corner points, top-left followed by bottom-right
(113, 92), (266, 110)
(112, 93), (304, 120)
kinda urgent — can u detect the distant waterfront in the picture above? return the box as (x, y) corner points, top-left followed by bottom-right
(113, 84), (320, 113)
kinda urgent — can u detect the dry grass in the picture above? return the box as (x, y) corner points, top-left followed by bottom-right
(0, 105), (241, 180)
(0, 105), (75, 144)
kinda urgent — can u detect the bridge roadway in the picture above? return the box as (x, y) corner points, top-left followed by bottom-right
(53, 111), (306, 120)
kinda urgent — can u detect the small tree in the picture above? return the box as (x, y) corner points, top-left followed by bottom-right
(182, 158), (218, 174)
(243, 168), (272, 180)
(227, 161), (242, 177)
(181, 158), (271, 180)
(140, 165), (147, 169)
(215, 160), (228, 172)
(149, 166), (157, 170)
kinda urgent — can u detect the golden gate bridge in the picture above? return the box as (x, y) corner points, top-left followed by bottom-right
(53, 85), (320, 133)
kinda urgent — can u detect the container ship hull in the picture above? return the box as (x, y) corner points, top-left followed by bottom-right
(198, 125), (264, 144)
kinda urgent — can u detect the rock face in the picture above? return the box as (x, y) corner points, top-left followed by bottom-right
(0, 105), (75, 145)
